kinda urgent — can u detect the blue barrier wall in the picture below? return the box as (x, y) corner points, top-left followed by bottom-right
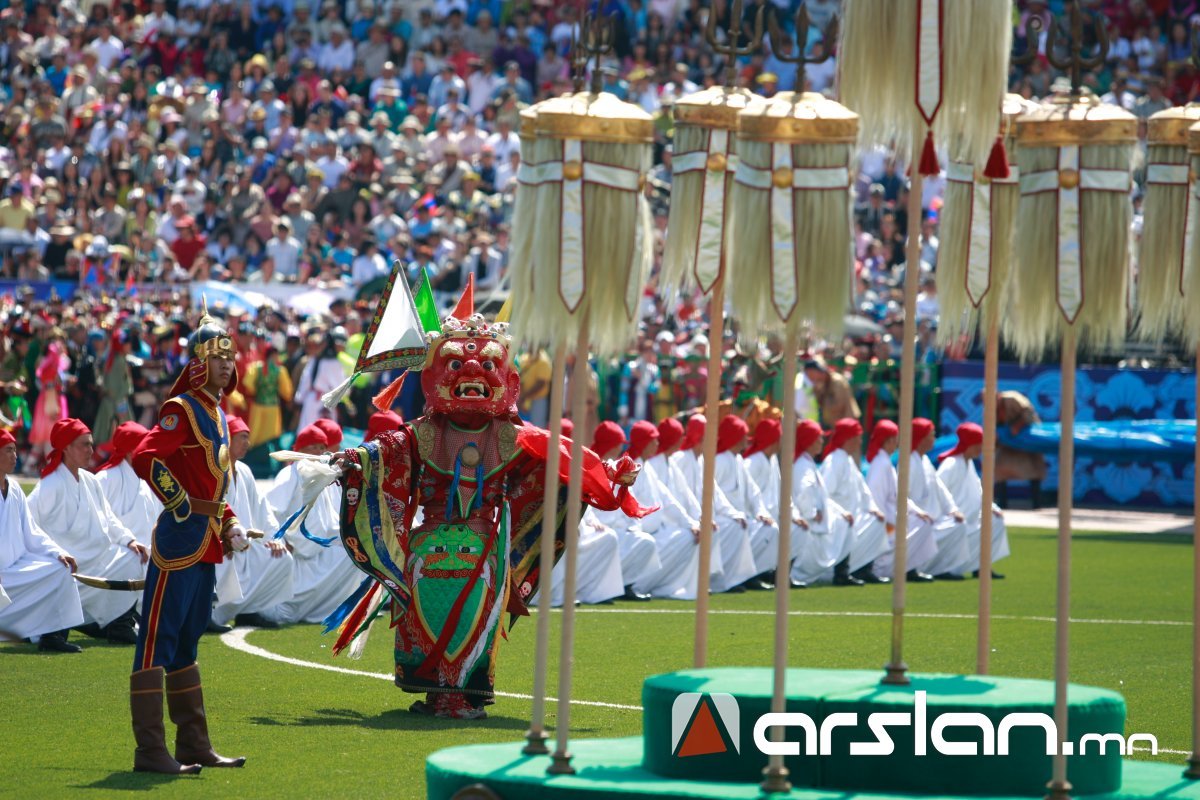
(939, 361), (1196, 508)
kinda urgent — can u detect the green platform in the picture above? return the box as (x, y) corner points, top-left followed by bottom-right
(642, 669), (1126, 795)
(426, 738), (1196, 800)
(427, 668), (1150, 800)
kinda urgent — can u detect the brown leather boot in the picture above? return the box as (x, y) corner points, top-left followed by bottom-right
(130, 667), (202, 775)
(165, 664), (246, 768)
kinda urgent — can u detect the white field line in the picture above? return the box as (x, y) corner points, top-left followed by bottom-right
(219, 627), (641, 711)
(220, 629), (1190, 756)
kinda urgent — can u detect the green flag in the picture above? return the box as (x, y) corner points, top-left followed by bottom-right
(414, 266), (441, 333)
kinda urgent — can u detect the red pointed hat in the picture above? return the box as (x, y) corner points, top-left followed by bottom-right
(681, 414), (706, 450)
(591, 420), (626, 457)
(227, 416), (250, 437)
(626, 420), (659, 461)
(794, 419), (824, 459)
(657, 417), (684, 453)
(98, 421), (150, 470)
(295, 423), (329, 451)
(365, 409), (403, 441)
(939, 422), (983, 461)
(823, 417), (863, 459)
(912, 417), (935, 448)
(0, 429), (15, 448)
(560, 418), (575, 438)
(716, 414), (749, 454)
(744, 418), (782, 457)
(867, 419), (899, 462)
(42, 418), (90, 478)
(314, 418), (343, 449)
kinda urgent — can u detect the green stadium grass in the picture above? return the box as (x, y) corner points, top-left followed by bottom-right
(0, 527), (1191, 798)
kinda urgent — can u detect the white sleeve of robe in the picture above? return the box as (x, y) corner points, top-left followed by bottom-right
(639, 458), (694, 533)
(266, 464), (302, 522)
(936, 456), (982, 522)
(930, 457), (962, 516)
(791, 456), (824, 526)
(740, 456), (773, 520)
(1, 477), (68, 567)
(231, 461), (280, 534)
(95, 463), (162, 544)
(84, 471), (138, 548)
(822, 451), (864, 516)
(713, 452), (749, 520)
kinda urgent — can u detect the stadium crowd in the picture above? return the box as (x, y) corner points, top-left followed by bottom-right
(0, 0), (1181, 648)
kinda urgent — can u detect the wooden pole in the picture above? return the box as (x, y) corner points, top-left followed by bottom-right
(761, 329), (798, 795)
(694, 278), (726, 668)
(883, 167), (924, 686)
(1186, 349), (1200, 779)
(1046, 328), (1076, 800)
(977, 316), (999, 675)
(524, 344), (567, 755)
(548, 327), (590, 776)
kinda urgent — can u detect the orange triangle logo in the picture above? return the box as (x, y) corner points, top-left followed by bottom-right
(676, 698), (728, 757)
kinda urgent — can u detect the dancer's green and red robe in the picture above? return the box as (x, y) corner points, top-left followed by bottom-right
(333, 314), (651, 718)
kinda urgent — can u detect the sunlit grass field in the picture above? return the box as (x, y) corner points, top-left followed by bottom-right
(0, 526), (1191, 798)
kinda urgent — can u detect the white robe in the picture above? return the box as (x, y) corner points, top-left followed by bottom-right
(865, 452), (938, 577)
(820, 449), (890, 573)
(295, 357), (348, 431)
(94, 461), (162, 547)
(936, 455), (1011, 573)
(548, 509), (625, 606)
(28, 465), (144, 626)
(0, 477), (85, 640)
(672, 449), (756, 592)
(744, 451), (804, 578)
(630, 455), (703, 599)
(213, 461), (296, 624)
(908, 452), (971, 576)
(589, 470), (662, 591)
(264, 463), (360, 625)
(790, 454), (853, 584)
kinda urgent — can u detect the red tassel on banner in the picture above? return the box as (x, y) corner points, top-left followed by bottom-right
(918, 130), (940, 177)
(983, 134), (1010, 180)
(372, 373), (407, 412)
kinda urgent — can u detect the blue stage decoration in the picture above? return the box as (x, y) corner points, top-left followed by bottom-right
(938, 361), (1196, 508)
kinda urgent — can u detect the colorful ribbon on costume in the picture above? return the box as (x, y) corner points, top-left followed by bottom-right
(947, 160), (1020, 307)
(672, 129), (737, 292)
(734, 144), (851, 322)
(1144, 161), (1199, 296)
(1019, 145), (1132, 323)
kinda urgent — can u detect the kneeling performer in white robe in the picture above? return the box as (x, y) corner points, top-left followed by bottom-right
(791, 420), (858, 586)
(28, 418), (148, 642)
(94, 422), (163, 548)
(213, 417), (295, 626)
(865, 420), (938, 582)
(547, 419), (625, 607)
(264, 422), (361, 624)
(820, 419), (890, 584)
(935, 422), (1010, 579)
(673, 415), (757, 594)
(715, 415), (778, 591)
(744, 419), (806, 589)
(588, 421), (661, 602)
(0, 429), (85, 652)
(627, 419), (707, 599)
(909, 418), (971, 580)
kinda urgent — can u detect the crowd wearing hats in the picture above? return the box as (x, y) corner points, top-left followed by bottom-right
(0, 0), (1193, 470)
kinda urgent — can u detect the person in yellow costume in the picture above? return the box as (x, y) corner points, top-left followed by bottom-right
(241, 344), (294, 449)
